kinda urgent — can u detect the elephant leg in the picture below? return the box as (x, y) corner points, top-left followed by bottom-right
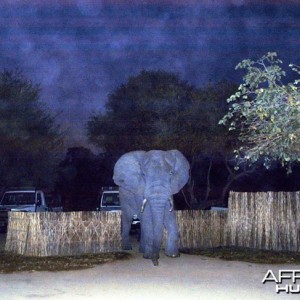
(121, 213), (133, 250)
(139, 223), (145, 253)
(164, 209), (180, 257)
(119, 188), (138, 251)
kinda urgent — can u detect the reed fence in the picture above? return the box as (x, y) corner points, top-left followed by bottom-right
(176, 210), (228, 249)
(227, 191), (300, 251)
(5, 191), (300, 256)
(5, 211), (121, 256)
(173, 191), (300, 251)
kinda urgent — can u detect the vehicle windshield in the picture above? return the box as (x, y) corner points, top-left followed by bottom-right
(1, 192), (35, 205)
(102, 193), (120, 207)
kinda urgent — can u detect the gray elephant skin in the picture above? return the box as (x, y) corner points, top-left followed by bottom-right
(113, 150), (190, 266)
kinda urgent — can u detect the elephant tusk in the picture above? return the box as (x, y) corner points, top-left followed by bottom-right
(141, 198), (148, 213)
(169, 197), (174, 212)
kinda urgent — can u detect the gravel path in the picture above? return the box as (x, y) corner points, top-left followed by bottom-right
(0, 245), (299, 300)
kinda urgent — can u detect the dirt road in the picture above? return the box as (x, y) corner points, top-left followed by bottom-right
(0, 245), (299, 300)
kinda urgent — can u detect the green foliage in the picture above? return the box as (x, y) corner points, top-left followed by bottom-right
(219, 53), (300, 171)
(87, 70), (236, 159)
(0, 70), (63, 188)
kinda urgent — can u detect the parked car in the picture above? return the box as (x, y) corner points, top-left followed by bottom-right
(0, 188), (63, 232)
(96, 187), (140, 232)
(97, 186), (120, 212)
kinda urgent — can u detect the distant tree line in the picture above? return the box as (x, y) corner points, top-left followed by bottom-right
(56, 147), (116, 211)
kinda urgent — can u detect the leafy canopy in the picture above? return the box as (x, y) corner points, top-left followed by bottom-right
(219, 52), (300, 171)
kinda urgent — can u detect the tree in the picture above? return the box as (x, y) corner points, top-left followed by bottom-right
(88, 70), (252, 208)
(219, 52), (300, 172)
(87, 71), (236, 157)
(181, 82), (260, 207)
(0, 70), (63, 188)
(174, 82), (239, 206)
(87, 70), (197, 153)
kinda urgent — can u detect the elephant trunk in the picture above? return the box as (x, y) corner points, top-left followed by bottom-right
(148, 198), (167, 266)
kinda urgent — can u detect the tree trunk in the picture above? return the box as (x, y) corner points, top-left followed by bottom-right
(221, 156), (257, 202)
(204, 157), (213, 202)
(185, 154), (198, 208)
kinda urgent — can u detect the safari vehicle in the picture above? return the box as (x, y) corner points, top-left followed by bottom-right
(97, 186), (140, 229)
(97, 186), (121, 212)
(0, 188), (63, 232)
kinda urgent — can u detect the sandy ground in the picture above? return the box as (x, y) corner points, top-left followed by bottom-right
(0, 234), (299, 300)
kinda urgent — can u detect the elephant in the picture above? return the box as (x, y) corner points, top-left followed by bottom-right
(113, 149), (190, 266)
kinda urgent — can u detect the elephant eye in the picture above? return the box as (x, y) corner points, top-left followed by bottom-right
(169, 170), (174, 175)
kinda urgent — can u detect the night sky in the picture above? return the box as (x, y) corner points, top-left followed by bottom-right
(1, 0), (299, 148)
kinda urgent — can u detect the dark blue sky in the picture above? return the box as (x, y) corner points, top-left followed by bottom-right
(0, 0), (299, 148)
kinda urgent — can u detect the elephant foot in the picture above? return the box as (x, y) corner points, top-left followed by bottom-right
(143, 253), (152, 259)
(143, 253), (160, 266)
(165, 252), (180, 258)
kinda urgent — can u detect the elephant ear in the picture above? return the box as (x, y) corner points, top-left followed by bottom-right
(113, 151), (146, 194)
(167, 150), (190, 194)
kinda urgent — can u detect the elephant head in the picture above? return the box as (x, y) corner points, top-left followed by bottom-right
(113, 150), (190, 265)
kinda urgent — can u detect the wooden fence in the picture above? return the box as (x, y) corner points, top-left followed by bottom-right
(5, 211), (121, 256)
(5, 191), (300, 256)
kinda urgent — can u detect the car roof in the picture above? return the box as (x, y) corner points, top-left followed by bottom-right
(5, 190), (36, 193)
